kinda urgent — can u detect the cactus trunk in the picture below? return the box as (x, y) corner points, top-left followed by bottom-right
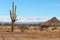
(11, 21), (14, 32)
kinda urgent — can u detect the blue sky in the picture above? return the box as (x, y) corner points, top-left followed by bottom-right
(0, 0), (60, 22)
(0, 0), (60, 18)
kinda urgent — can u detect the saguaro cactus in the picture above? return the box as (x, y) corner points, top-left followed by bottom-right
(10, 1), (17, 32)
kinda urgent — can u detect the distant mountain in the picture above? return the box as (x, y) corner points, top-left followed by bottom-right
(42, 17), (60, 26)
(15, 22), (42, 24)
(0, 21), (42, 25)
(45, 17), (60, 23)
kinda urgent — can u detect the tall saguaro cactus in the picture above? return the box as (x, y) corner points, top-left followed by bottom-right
(10, 1), (17, 32)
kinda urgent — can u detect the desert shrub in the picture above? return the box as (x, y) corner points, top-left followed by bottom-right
(0, 24), (2, 26)
(51, 27), (57, 30)
(4, 23), (10, 26)
(40, 25), (49, 30)
(40, 27), (44, 31)
(18, 25), (28, 32)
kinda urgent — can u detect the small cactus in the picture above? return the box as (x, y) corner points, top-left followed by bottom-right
(10, 1), (17, 32)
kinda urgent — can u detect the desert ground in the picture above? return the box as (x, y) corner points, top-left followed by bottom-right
(0, 32), (60, 40)
(0, 26), (60, 40)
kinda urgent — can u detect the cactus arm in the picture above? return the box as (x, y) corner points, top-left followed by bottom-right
(10, 10), (12, 20)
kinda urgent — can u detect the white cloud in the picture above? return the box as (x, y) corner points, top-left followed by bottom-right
(17, 18), (48, 22)
(0, 16), (49, 22)
(0, 16), (11, 22)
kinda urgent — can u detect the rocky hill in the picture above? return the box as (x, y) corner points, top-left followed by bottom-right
(42, 17), (60, 27)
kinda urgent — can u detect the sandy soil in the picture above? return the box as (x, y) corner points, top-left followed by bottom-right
(0, 26), (60, 40)
(0, 32), (59, 40)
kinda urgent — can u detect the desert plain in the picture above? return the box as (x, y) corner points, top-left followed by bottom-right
(0, 25), (59, 40)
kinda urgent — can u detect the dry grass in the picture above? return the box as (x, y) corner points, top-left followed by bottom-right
(0, 32), (59, 40)
(0, 26), (60, 40)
